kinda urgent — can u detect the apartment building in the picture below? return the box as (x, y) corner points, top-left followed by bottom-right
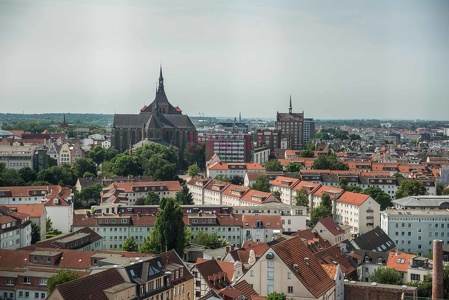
(206, 162), (264, 180)
(0, 206), (31, 250)
(0, 145), (36, 170)
(380, 208), (449, 256)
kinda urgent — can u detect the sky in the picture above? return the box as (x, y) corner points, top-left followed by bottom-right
(1, 0), (448, 120)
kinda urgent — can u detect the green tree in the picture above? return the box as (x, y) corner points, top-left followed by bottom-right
(72, 158), (97, 178)
(140, 197), (185, 255)
(46, 217), (62, 238)
(121, 236), (138, 252)
(264, 159), (283, 171)
(194, 231), (230, 249)
(349, 133), (361, 140)
(370, 267), (403, 285)
(436, 183), (445, 195)
(0, 168), (25, 186)
(250, 175), (270, 193)
(312, 154), (348, 170)
(47, 270), (80, 293)
(145, 155), (177, 181)
(311, 193), (332, 225)
(18, 167), (37, 185)
(215, 175), (231, 182)
(76, 183), (103, 208)
(135, 197), (145, 205)
(395, 180), (428, 199)
(112, 154), (143, 177)
(187, 164), (201, 177)
(299, 150), (314, 158)
(184, 143), (206, 169)
(31, 222), (41, 244)
(273, 189), (281, 200)
(145, 191), (160, 205)
(36, 165), (77, 186)
(176, 185), (194, 205)
(267, 291), (286, 300)
(285, 162), (301, 172)
(295, 188), (309, 212)
(443, 187), (449, 195)
(406, 265), (449, 298)
(363, 186), (393, 210)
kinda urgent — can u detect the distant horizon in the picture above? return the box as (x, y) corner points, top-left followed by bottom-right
(1, 0), (448, 119)
(1, 112), (448, 123)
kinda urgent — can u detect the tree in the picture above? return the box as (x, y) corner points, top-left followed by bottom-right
(140, 197), (185, 255)
(312, 154), (348, 171)
(264, 159), (283, 172)
(437, 183), (445, 195)
(176, 185), (194, 205)
(267, 292), (286, 300)
(46, 217), (62, 238)
(36, 165), (77, 186)
(145, 191), (160, 205)
(363, 186), (393, 210)
(273, 189), (281, 200)
(299, 150), (314, 158)
(76, 183), (103, 208)
(250, 175), (270, 192)
(443, 187), (449, 195)
(47, 269), (80, 293)
(18, 167), (37, 185)
(295, 188), (309, 212)
(285, 162), (301, 172)
(370, 267), (403, 285)
(215, 175), (231, 182)
(73, 158), (97, 178)
(187, 164), (201, 177)
(145, 155), (177, 181)
(311, 193), (332, 225)
(0, 168), (25, 186)
(395, 180), (428, 199)
(135, 197), (145, 205)
(406, 265), (449, 299)
(112, 154), (143, 177)
(184, 143), (206, 169)
(121, 236), (138, 252)
(194, 231), (230, 249)
(31, 222), (41, 244)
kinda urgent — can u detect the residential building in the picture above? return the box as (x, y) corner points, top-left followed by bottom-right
(206, 162), (264, 180)
(242, 214), (283, 243)
(353, 249), (389, 282)
(0, 185), (74, 233)
(276, 98), (304, 150)
(239, 236), (337, 299)
(380, 208), (449, 256)
(253, 129), (281, 153)
(252, 146), (270, 166)
(391, 195), (449, 209)
(0, 206), (31, 249)
(270, 176), (300, 206)
(100, 181), (181, 205)
(348, 226), (396, 253)
(335, 192), (380, 235)
(204, 133), (252, 163)
(0, 145), (36, 170)
(303, 118), (315, 145)
(3, 204), (47, 240)
(58, 142), (85, 166)
(313, 217), (345, 245)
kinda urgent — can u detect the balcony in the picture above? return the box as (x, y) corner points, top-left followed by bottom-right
(366, 222), (374, 226)
(366, 209), (374, 213)
(366, 216), (374, 219)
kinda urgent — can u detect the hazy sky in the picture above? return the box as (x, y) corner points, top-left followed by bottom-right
(1, 0), (448, 119)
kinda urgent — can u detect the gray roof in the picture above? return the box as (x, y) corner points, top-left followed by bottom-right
(393, 196), (449, 209)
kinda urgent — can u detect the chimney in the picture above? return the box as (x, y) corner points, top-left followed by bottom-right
(432, 240), (443, 300)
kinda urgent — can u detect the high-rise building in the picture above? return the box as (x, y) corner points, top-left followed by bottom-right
(203, 133), (251, 163)
(275, 96), (314, 150)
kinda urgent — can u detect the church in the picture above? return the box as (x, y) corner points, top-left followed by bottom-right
(111, 67), (198, 153)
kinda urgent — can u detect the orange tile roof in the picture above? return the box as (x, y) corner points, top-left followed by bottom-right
(386, 252), (415, 273)
(216, 260), (235, 281)
(271, 236), (335, 298)
(293, 181), (321, 193)
(3, 204), (45, 218)
(337, 192), (370, 206)
(270, 176), (300, 188)
(313, 186), (344, 197)
(321, 263), (338, 279)
(110, 181), (181, 192)
(241, 214), (282, 229)
(240, 189), (277, 204)
(207, 162), (264, 171)
(221, 184), (250, 198)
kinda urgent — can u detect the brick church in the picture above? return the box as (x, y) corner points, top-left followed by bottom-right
(111, 67), (198, 153)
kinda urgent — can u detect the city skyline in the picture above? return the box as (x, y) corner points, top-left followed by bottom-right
(1, 0), (448, 120)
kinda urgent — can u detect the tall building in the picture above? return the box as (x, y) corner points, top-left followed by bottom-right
(111, 67), (197, 153)
(203, 133), (252, 163)
(275, 96), (314, 150)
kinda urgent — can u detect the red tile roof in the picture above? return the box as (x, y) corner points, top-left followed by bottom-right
(241, 215), (282, 229)
(3, 204), (45, 218)
(316, 216), (344, 236)
(270, 236), (335, 298)
(270, 176), (300, 188)
(313, 186), (344, 198)
(208, 162), (264, 171)
(337, 191), (370, 206)
(386, 252), (415, 273)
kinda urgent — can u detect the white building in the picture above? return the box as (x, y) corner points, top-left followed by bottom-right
(0, 185), (74, 233)
(270, 176), (300, 206)
(207, 162), (264, 180)
(0, 206), (31, 249)
(0, 145), (36, 170)
(381, 208), (449, 256)
(335, 192), (380, 236)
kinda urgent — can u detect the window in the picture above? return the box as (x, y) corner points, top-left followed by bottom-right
(41, 293), (46, 299)
(287, 272), (291, 279)
(24, 277), (31, 284)
(410, 273), (420, 281)
(6, 278), (14, 286)
(25, 292), (29, 298)
(35, 292), (39, 299)
(250, 270), (254, 277)
(288, 286), (293, 293)
(267, 260), (274, 268)
(39, 278), (47, 285)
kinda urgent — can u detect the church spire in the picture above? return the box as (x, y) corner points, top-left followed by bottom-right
(289, 95), (292, 114)
(158, 64), (164, 91)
